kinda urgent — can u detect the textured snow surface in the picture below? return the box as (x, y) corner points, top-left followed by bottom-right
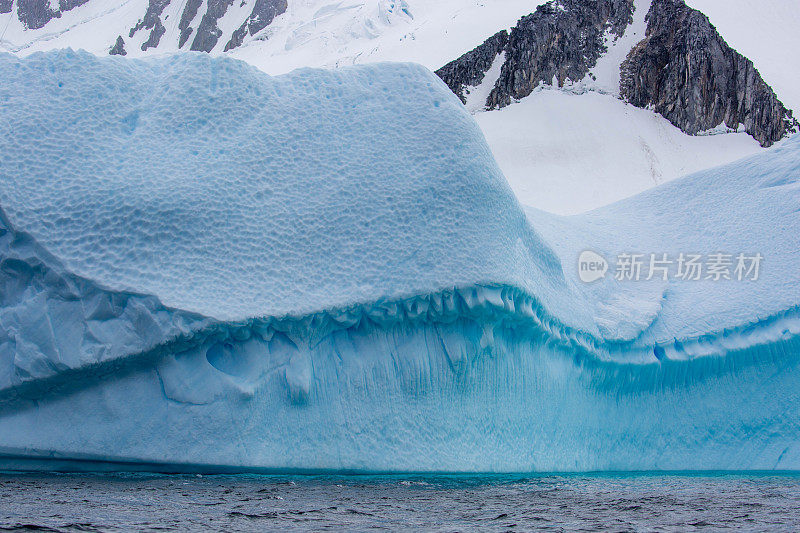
(0, 50), (571, 323)
(1, 52), (800, 472)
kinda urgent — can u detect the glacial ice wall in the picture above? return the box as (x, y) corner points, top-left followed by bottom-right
(1, 51), (800, 472)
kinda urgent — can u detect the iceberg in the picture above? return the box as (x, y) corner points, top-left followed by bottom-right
(0, 50), (799, 472)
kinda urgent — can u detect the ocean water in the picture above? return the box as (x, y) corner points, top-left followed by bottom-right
(1, 473), (800, 531)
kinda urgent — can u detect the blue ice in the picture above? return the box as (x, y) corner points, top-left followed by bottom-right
(0, 50), (799, 472)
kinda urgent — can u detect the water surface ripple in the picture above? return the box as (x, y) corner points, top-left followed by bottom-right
(2, 473), (800, 531)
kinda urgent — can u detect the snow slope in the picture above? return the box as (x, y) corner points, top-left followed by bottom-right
(229, 0), (541, 74)
(475, 89), (761, 214)
(1, 52), (800, 472)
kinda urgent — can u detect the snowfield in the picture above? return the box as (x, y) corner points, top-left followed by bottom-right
(1, 52), (799, 472)
(474, 89), (761, 214)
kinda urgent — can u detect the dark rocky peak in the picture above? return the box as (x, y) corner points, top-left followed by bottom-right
(128, 0), (170, 51)
(436, 0), (634, 108)
(109, 35), (126, 56)
(224, 0), (288, 52)
(620, 0), (798, 146)
(436, 30), (509, 103)
(15, 0), (90, 29)
(436, 0), (796, 147)
(489, 0), (633, 108)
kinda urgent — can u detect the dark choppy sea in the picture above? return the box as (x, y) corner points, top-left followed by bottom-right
(2, 472), (800, 531)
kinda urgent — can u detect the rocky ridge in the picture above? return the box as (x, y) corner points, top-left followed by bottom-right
(436, 0), (797, 147)
(437, 0), (634, 107)
(620, 0), (797, 146)
(11, 0), (90, 30)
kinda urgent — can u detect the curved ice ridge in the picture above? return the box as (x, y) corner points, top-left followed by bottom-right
(159, 288), (800, 372)
(3, 201), (799, 403)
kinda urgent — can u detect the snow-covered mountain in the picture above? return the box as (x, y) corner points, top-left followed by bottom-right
(2, 0), (798, 213)
(0, 0), (535, 68)
(436, 0), (798, 211)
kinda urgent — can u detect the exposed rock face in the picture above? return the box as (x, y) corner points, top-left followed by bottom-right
(0, 0), (12, 14)
(436, 0), (633, 108)
(224, 0), (288, 52)
(60, 0), (293, 54)
(109, 36), (127, 56)
(16, 0), (90, 30)
(178, 0), (203, 49)
(436, 0), (796, 147)
(189, 0), (235, 52)
(129, 0), (170, 51)
(436, 30), (508, 104)
(179, 0), (287, 52)
(488, 0), (633, 108)
(620, 0), (797, 147)
(122, 0), (249, 53)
